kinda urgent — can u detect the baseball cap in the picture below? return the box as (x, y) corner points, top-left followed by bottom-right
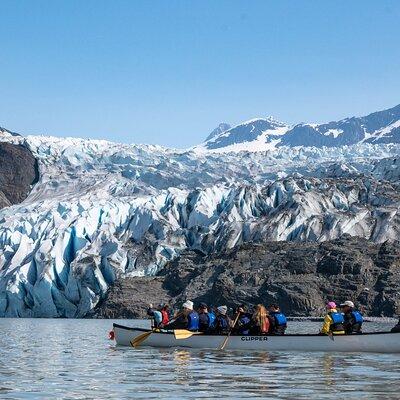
(340, 301), (355, 308)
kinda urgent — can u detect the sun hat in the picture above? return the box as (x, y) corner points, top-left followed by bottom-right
(183, 300), (193, 310)
(326, 301), (337, 309)
(217, 305), (228, 315)
(340, 300), (355, 308)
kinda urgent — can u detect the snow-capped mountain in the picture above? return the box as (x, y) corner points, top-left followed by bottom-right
(199, 104), (400, 152)
(198, 117), (289, 152)
(205, 122), (231, 142)
(0, 103), (399, 317)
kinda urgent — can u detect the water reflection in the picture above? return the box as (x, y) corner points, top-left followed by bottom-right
(1, 319), (400, 399)
(322, 354), (335, 387)
(173, 350), (192, 384)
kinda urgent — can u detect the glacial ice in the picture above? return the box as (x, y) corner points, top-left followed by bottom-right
(0, 133), (399, 317)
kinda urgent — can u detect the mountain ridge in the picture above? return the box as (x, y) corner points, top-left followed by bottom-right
(200, 103), (400, 152)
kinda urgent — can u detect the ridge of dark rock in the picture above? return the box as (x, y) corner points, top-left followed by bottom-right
(0, 142), (39, 208)
(92, 236), (400, 319)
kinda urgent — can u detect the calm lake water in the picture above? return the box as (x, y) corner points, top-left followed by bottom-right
(1, 319), (400, 399)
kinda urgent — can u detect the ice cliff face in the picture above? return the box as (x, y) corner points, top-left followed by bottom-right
(0, 111), (399, 317)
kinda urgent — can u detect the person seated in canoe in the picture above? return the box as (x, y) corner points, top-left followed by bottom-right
(340, 300), (363, 334)
(249, 304), (270, 335)
(147, 303), (163, 329)
(165, 300), (199, 331)
(159, 303), (170, 327)
(213, 306), (232, 334)
(232, 304), (251, 335)
(198, 302), (216, 332)
(268, 304), (287, 335)
(319, 302), (345, 335)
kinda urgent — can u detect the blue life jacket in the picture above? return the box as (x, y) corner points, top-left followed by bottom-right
(208, 311), (216, 328)
(272, 312), (287, 326)
(239, 315), (250, 335)
(187, 311), (199, 331)
(153, 310), (162, 325)
(329, 312), (344, 332)
(218, 315), (229, 330)
(352, 311), (363, 324)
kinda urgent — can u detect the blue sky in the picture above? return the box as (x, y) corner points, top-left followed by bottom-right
(1, 1), (399, 148)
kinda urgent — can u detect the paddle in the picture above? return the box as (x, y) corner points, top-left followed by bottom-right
(174, 329), (204, 340)
(130, 331), (153, 348)
(218, 312), (241, 351)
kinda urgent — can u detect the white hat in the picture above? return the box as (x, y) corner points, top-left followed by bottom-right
(217, 305), (227, 315)
(183, 300), (193, 310)
(340, 300), (355, 308)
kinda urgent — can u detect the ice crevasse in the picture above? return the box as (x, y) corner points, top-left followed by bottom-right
(0, 134), (399, 317)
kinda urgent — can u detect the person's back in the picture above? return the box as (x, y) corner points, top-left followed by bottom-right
(233, 305), (251, 335)
(214, 306), (231, 334)
(187, 309), (200, 332)
(160, 305), (170, 326)
(198, 312), (209, 332)
(340, 301), (363, 334)
(147, 304), (163, 328)
(268, 305), (287, 335)
(249, 304), (270, 335)
(198, 303), (210, 332)
(320, 302), (345, 335)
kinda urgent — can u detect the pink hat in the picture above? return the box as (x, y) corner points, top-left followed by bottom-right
(326, 301), (337, 309)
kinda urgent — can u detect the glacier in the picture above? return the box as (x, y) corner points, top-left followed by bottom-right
(0, 130), (399, 317)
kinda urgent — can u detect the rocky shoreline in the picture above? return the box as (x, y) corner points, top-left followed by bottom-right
(92, 235), (400, 319)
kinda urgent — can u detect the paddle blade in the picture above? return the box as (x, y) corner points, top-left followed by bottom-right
(130, 331), (152, 347)
(174, 330), (203, 340)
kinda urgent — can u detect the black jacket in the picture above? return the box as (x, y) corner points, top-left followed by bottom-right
(198, 312), (210, 332)
(165, 311), (189, 330)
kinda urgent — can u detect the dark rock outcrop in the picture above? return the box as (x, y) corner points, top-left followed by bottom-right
(92, 236), (400, 318)
(0, 141), (39, 208)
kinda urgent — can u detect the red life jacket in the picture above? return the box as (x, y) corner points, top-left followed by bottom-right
(161, 310), (169, 325)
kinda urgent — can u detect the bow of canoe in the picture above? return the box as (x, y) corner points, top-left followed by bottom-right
(112, 323), (400, 353)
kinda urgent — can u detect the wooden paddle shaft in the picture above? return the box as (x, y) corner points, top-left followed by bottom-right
(219, 312), (241, 350)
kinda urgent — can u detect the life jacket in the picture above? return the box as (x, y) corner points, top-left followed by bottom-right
(352, 311), (363, 324)
(260, 317), (269, 334)
(271, 312), (287, 326)
(153, 310), (162, 326)
(329, 311), (344, 333)
(208, 311), (216, 328)
(161, 310), (169, 325)
(217, 315), (229, 331)
(187, 311), (199, 331)
(238, 315), (250, 335)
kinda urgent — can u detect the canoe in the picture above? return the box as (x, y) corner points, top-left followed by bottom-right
(112, 323), (400, 353)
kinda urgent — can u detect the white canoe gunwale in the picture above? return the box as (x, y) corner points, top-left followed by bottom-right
(113, 323), (400, 353)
